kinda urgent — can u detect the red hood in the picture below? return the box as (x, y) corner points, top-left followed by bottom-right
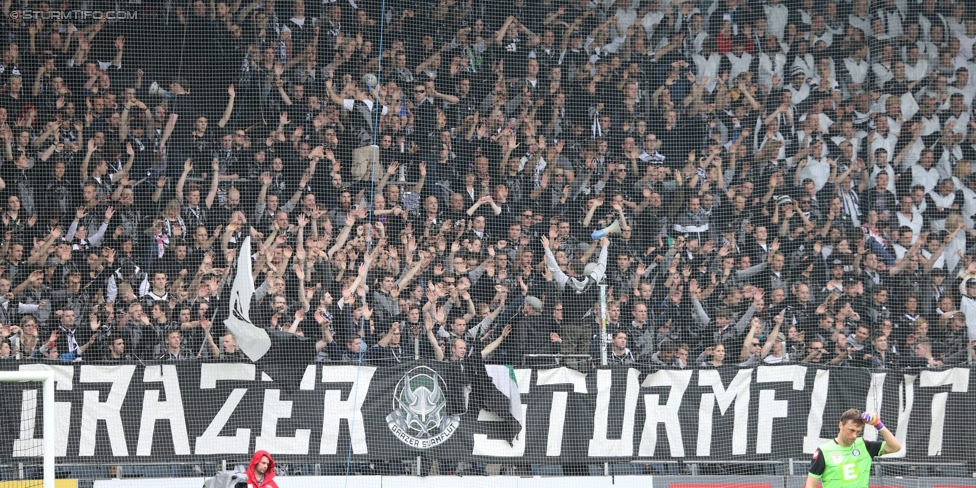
(245, 450), (276, 488)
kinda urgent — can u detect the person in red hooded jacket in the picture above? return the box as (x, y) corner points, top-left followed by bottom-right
(244, 450), (277, 488)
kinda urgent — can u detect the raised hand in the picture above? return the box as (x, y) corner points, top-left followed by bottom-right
(753, 288), (765, 304)
(860, 411), (884, 430)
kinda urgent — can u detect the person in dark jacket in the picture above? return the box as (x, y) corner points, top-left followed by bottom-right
(444, 324), (520, 445)
(900, 339), (942, 368)
(867, 332), (897, 369)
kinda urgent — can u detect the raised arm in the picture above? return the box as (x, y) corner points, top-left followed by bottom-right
(377, 322), (398, 348)
(112, 142), (135, 182)
(760, 310), (785, 358)
(479, 324), (512, 358)
(80, 138), (96, 182)
(739, 318), (759, 362)
(175, 158), (192, 202)
(427, 80), (459, 104)
(217, 84), (235, 128)
(891, 123), (922, 170)
(415, 310), (443, 361)
(159, 113), (179, 151)
(494, 16), (517, 45)
(324, 78), (344, 107)
(205, 159), (220, 209)
(413, 161), (427, 193)
(203, 321), (221, 357)
(2, 129), (12, 162)
(541, 236), (570, 288)
(374, 160), (398, 195)
(466, 303), (504, 341)
(327, 211), (359, 258)
(151, 176), (167, 202)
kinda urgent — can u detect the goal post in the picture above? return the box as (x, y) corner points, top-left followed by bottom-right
(0, 370), (55, 488)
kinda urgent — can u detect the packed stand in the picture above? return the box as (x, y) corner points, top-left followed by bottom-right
(0, 0), (974, 369)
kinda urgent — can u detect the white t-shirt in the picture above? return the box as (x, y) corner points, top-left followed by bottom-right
(960, 33), (976, 60)
(801, 156), (831, 192)
(342, 99), (390, 116)
(764, 3), (789, 40)
(897, 209), (924, 240)
(763, 352), (790, 364)
(911, 164), (941, 193)
(281, 16), (314, 33)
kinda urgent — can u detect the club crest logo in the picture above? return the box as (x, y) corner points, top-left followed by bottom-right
(852, 449), (860, 456)
(386, 366), (460, 449)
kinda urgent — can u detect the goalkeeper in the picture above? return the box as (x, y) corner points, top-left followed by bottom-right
(805, 409), (902, 488)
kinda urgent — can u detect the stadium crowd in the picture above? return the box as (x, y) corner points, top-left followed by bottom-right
(0, 0), (974, 369)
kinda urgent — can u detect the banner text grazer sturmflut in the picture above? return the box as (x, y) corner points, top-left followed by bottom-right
(0, 363), (971, 464)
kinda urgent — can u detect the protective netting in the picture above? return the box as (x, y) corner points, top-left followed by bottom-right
(1, 378), (45, 488)
(0, 0), (975, 484)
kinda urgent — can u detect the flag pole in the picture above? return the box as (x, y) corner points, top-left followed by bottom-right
(599, 283), (608, 366)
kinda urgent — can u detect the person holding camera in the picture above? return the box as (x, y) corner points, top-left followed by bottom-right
(802, 339), (829, 364)
(827, 334), (853, 366)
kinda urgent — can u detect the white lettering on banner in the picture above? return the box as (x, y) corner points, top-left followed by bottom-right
(920, 368), (969, 456)
(756, 366), (806, 454)
(389, 420), (458, 448)
(638, 369), (691, 457)
(889, 373), (916, 459)
(803, 369), (831, 453)
(588, 368), (640, 457)
(697, 369), (751, 456)
(195, 363), (255, 455)
(137, 365), (191, 456)
(256, 389), (312, 454)
(299, 365), (316, 390)
(472, 368), (531, 457)
(11, 363), (976, 462)
(862, 373), (887, 443)
(535, 367), (588, 456)
(13, 365), (73, 457)
(320, 366), (375, 455)
(473, 404), (529, 456)
(79, 365), (135, 456)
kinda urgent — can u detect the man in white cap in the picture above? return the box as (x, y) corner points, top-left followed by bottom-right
(541, 235), (610, 358)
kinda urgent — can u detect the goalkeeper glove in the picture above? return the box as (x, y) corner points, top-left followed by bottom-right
(861, 411), (885, 431)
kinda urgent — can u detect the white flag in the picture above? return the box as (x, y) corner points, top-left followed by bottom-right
(223, 237), (271, 361)
(485, 364), (524, 426)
